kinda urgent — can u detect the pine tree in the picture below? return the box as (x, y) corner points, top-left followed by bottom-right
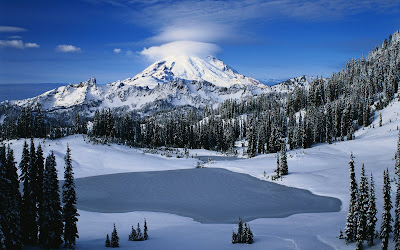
(366, 173), (377, 246)
(3, 146), (23, 250)
(144, 219), (148, 240)
(394, 175), (400, 249)
(395, 132), (400, 176)
(274, 152), (280, 178)
(35, 144), (44, 240)
(0, 146), (7, 250)
(237, 217), (243, 243)
(105, 234), (111, 247)
(380, 169), (392, 250)
(246, 225), (254, 244)
(345, 153), (358, 243)
(356, 164), (369, 245)
(19, 141), (37, 245)
(40, 151), (63, 249)
(379, 113), (382, 127)
(136, 223), (143, 241)
(111, 223), (119, 247)
(62, 145), (79, 248)
(128, 226), (137, 241)
(279, 143), (288, 175)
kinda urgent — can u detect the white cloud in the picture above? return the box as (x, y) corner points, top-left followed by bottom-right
(56, 44), (81, 53)
(0, 26), (27, 33)
(8, 35), (22, 39)
(113, 48), (122, 53)
(140, 41), (220, 61)
(0, 40), (40, 49)
(25, 42), (40, 48)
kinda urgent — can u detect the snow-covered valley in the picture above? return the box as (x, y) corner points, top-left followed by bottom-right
(4, 95), (400, 249)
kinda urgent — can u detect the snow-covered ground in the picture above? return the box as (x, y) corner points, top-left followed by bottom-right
(5, 99), (400, 249)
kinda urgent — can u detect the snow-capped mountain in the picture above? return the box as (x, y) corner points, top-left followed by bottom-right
(1, 56), (317, 117)
(113, 55), (265, 89)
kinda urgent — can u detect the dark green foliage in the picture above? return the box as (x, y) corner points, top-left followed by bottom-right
(380, 169), (392, 250)
(366, 174), (377, 246)
(1, 146), (23, 250)
(62, 145), (79, 248)
(19, 141), (38, 245)
(144, 219), (148, 240)
(111, 223), (119, 248)
(345, 153), (358, 243)
(279, 143), (288, 175)
(40, 151), (63, 249)
(232, 217), (254, 244)
(105, 234), (111, 247)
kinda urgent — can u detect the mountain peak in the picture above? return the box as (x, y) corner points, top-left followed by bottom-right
(117, 55), (264, 89)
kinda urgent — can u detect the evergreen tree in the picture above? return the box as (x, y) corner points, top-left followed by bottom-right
(111, 223), (119, 247)
(105, 234), (111, 247)
(345, 153), (358, 242)
(0, 146), (7, 250)
(356, 164), (369, 246)
(395, 132), (400, 176)
(279, 143), (288, 175)
(379, 113), (382, 127)
(394, 174), (400, 249)
(62, 145), (79, 248)
(128, 226), (137, 241)
(380, 169), (392, 250)
(237, 217), (243, 243)
(366, 173), (377, 246)
(144, 219), (148, 240)
(40, 152), (63, 249)
(3, 146), (23, 250)
(19, 141), (37, 245)
(136, 223), (143, 241)
(35, 144), (45, 239)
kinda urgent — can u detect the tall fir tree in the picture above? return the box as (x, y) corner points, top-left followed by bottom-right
(62, 145), (79, 248)
(19, 141), (37, 245)
(366, 173), (377, 246)
(144, 219), (148, 240)
(356, 164), (369, 249)
(3, 146), (23, 250)
(395, 132), (400, 176)
(0, 146), (7, 250)
(35, 144), (45, 239)
(345, 153), (358, 243)
(40, 152), (63, 249)
(380, 169), (393, 250)
(394, 174), (400, 249)
(111, 223), (119, 247)
(279, 143), (288, 175)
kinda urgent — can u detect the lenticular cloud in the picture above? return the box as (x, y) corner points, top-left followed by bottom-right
(140, 41), (220, 61)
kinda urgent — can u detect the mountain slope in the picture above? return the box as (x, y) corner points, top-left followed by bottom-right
(113, 55), (265, 89)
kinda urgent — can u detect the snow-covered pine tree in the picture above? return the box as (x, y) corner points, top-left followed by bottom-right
(3, 146), (23, 250)
(279, 143), (288, 175)
(105, 234), (111, 247)
(394, 173), (400, 249)
(144, 219), (148, 240)
(19, 141), (37, 245)
(274, 152), (280, 178)
(62, 145), (79, 249)
(379, 113), (382, 127)
(366, 173), (377, 246)
(247, 225), (254, 244)
(136, 223), (143, 241)
(395, 132), (400, 176)
(111, 223), (119, 247)
(0, 146), (7, 250)
(238, 217), (243, 243)
(345, 153), (358, 243)
(380, 169), (393, 250)
(128, 226), (136, 241)
(35, 144), (44, 241)
(40, 151), (63, 249)
(356, 164), (369, 249)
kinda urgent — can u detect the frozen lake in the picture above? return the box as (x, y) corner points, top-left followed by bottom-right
(72, 168), (341, 224)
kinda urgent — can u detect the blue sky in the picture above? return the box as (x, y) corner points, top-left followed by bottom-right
(1, 0), (400, 85)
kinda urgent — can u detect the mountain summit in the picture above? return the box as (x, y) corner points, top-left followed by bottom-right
(112, 55), (265, 89)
